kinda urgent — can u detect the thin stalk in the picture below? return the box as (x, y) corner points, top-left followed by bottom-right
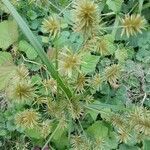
(42, 122), (60, 150)
(138, 0), (144, 14)
(58, 0), (74, 16)
(2, 0), (72, 99)
(101, 12), (115, 16)
(55, 47), (59, 99)
(112, 15), (120, 38)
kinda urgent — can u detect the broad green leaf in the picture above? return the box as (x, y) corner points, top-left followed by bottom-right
(27, 10), (37, 20)
(81, 53), (100, 74)
(119, 144), (139, 150)
(143, 139), (150, 150)
(0, 51), (13, 65)
(0, 64), (16, 90)
(0, 52), (16, 90)
(0, 129), (7, 136)
(86, 121), (108, 139)
(52, 131), (68, 150)
(105, 132), (119, 149)
(87, 110), (98, 121)
(87, 100), (127, 112)
(19, 40), (38, 60)
(25, 128), (43, 139)
(0, 20), (18, 49)
(106, 0), (123, 12)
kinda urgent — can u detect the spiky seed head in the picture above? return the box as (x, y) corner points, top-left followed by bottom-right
(59, 114), (68, 129)
(73, 0), (100, 36)
(97, 39), (109, 56)
(105, 64), (121, 86)
(121, 14), (146, 37)
(68, 100), (83, 120)
(128, 106), (150, 135)
(7, 80), (36, 103)
(91, 73), (102, 90)
(46, 100), (65, 119)
(91, 36), (110, 56)
(40, 120), (52, 138)
(71, 135), (91, 150)
(93, 138), (105, 150)
(43, 78), (57, 94)
(42, 14), (60, 38)
(111, 114), (126, 130)
(11, 0), (20, 6)
(118, 128), (131, 143)
(88, 35), (114, 55)
(75, 73), (88, 93)
(84, 95), (94, 104)
(15, 109), (40, 129)
(59, 49), (82, 77)
(14, 65), (29, 81)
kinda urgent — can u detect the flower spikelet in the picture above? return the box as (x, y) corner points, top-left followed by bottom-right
(105, 64), (121, 86)
(58, 49), (82, 77)
(71, 135), (91, 150)
(42, 14), (60, 38)
(73, 0), (100, 36)
(128, 106), (150, 135)
(40, 120), (52, 138)
(15, 109), (40, 129)
(14, 65), (29, 81)
(68, 100), (83, 120)
(75, 73), (88, 93)
(121, 14), (146, 37)
(7, 80), (36, 103)
(43, 78), (57, 94)
(118, 128), (131, 143)
(91, 73), (102, 90)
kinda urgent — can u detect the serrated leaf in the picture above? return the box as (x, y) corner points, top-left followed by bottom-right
(0, 20), (18, 49)
(81, 53), (100, 74)
(86, 121), (108, 139)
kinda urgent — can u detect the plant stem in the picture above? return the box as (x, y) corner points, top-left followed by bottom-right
(112, 15), (120, 38)
(138, 0), (144, 14)
(42, 123), (60, 150)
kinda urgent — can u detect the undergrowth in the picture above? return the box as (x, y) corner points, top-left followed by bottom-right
(0, 0), (150, 150)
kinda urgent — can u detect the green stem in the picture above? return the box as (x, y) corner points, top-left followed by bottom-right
(2, 0), (72, 99)
(42, 123), (60, 150)
(112, 15), (120, 38)
(138, 0), (144, 14)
